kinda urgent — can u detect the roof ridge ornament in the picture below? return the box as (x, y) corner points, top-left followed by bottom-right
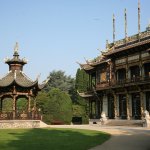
(124, 8), (128, 42)
(113, 14), (116, 43)
(138, 0), (141, 37)
(14, 42), (19, 54)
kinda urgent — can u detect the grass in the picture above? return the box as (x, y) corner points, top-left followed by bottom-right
(0, 128), (110, 150)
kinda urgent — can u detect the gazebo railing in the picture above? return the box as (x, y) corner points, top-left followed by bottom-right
(0, 110), (41, 120)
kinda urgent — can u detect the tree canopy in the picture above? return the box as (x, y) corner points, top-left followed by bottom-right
(44, 70), (75, 93)
(37, 88), (72, 124)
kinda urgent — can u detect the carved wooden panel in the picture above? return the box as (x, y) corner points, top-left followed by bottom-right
(100, 72), (107, 82)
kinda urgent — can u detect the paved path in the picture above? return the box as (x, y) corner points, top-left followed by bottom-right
(50, 125), (150, 150)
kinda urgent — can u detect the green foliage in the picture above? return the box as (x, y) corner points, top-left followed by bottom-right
(75, 68), (89, 92)
(2, 98), (12, 111)
(2, 98), (28, 112)
(17, 98), (28, 111)
(37, 88), (72, 124)
(37, 69), (89, 124)
(72, 104), (89, 124)
(44, 70), (75, 93)
(73, 68), (90, 123)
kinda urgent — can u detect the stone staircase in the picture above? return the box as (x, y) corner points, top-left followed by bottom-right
(104, 119), (144, 127)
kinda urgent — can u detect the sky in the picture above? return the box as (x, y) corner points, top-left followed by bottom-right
(0, 0), (149, 82)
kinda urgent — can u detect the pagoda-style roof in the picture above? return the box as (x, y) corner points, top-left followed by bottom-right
(78, 54), (109, 71)
(0, 70), (38, 88)
(0, 43), (47, 90)
(78, 26), (150, 71)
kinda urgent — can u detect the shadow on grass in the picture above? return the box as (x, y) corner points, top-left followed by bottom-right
(0, 128), (110, 150)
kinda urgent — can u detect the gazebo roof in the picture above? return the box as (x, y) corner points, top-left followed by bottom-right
(0, 70), (38, 88)
(0, 43), (48, 90)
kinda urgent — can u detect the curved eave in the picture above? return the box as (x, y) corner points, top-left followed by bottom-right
(37, 83), (46, 90)
(15, 79), (38, 88)
(0, 71), (39, 88)
(77, 91), (94, 98)
(5, 60), (27, 65)
(90, 59), (108, 67)
(79, 63), (94, 71)
(37, 77), (50, 90)
(0, 72), (14, 87)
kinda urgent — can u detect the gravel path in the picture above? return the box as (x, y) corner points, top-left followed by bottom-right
(49, 125), (150, 150)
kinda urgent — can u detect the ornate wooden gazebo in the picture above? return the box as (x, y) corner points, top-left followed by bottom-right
(0, 43), (47, 120)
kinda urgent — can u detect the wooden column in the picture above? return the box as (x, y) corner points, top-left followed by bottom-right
(116, 95), (119, 118)
(126, 93), (130, 120)
(34, 97), (36, 111)
(140, 91), (144, 119)
(28, 96), (31, 113)
(13, 95), (17, 119)
(113, 92), (117, 119)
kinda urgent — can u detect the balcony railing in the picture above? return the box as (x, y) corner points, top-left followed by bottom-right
(116, 76), (150, 86)
(87, 76), (150, 91)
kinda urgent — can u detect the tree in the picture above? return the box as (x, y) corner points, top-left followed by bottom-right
(36, 88), (72, 124)
(75, 68), (89, 92)
(44, 70), (76, 102)
(73, 68), (90, 124)
(44, 70), (75, 93)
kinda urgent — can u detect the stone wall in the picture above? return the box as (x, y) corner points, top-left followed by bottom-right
(0, 120), (41, 129)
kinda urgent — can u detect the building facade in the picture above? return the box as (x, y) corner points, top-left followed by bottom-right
(79, 24), (150, 122)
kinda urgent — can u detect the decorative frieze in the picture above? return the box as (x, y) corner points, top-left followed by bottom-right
(115, 58), (126, 65)
(141, 52), (149, 58)
(128, 54), (139, 61)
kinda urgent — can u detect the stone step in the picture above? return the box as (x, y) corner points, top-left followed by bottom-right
(105, 119), (143, 127)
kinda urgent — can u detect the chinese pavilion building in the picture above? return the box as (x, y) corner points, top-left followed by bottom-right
(78, 2), (150, 124)
(0, 43), (47, 120)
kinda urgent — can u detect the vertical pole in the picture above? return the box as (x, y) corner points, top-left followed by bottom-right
(138, 0), (141, 36)
(113, 14), (115, 44)
(124, 8), (128, 42)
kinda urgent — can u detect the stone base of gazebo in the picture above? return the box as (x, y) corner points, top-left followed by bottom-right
(0, 120), (48, 129)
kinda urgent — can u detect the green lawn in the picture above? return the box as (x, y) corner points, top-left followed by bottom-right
(0, 128), (110, 150)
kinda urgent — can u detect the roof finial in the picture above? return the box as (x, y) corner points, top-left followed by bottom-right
(113, 14), (115, 43)
(124, 8), (128, 42)
(106, 39), (109, 49)
(14, 42), (19, 54)
(138, 0), (141, 36)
